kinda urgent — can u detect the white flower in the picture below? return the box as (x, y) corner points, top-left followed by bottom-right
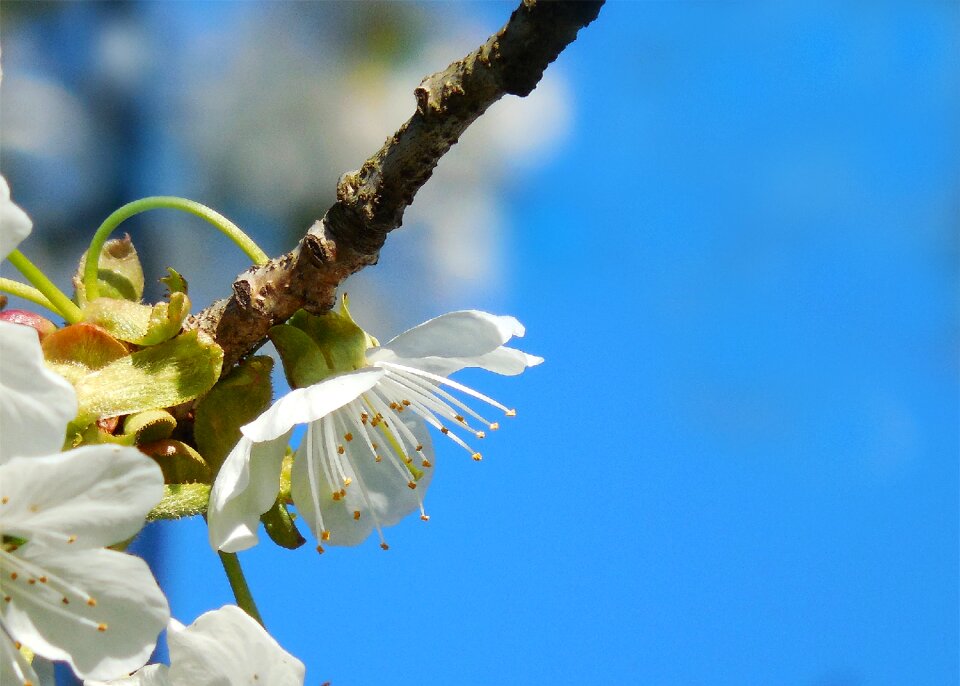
(0, 175), (32, 262)
(0, 321), (169, 684)
(85, 605), (305, 686)
(209, 310), (542, 553)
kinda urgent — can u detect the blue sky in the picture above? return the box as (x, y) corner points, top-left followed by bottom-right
(2, 2), (957, 684)
(171, 3), (958, 684)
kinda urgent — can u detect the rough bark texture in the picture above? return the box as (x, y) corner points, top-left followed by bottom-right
(189, 0), (604, 372)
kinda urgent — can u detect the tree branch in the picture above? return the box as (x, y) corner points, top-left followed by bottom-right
(190, 0), (604, 372)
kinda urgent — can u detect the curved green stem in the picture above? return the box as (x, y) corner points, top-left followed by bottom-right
(218, 551), (264, 627)
(84, 197), (269, 301)
(0, 277), (58, 313)
(5, 251), (82, 323)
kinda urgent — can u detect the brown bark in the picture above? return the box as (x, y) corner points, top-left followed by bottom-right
(189, 0), (604, 372)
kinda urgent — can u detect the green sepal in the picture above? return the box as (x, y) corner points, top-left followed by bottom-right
(73, 330), (223, 423)
(81, 292), (190, 346)
(42, 323), (129, 386)
(74, 236), (144, 304)
(122, 409), (177, 443)
(160, 267), (188, 295)
(194, 355), (274, 475)
(272, 300), (368, 388)
(147, 483), (210, 521)
(268, 324), (326, 389)
(261, 496), (305, 550)
(140, 439), (211, 484)
(71, 421), (136, 447)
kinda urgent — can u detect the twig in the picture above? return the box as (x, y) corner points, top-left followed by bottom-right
(190, 0), (604, 372)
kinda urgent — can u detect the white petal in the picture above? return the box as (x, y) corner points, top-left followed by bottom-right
(0, 630), (40, 686)
(0, 446), (163, 548)
(241, 368), (383, 442)
(0, 175), (33, 261)
(85, 664), (171, 686)
(376, 346), (544, 377)
(1, 543), (168, 681)
(291, 412), (435, 547)
(207, 434), (289, 553)
(371, 311), (525, 364)
(166, 606), (304, 686)
(0, 320), (77, 464)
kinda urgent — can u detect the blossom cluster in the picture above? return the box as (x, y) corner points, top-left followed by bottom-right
(0, 173), (540, 683)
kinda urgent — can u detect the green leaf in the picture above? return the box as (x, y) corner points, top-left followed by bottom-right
(267, 323), (326, 389)
(74, 236), (144, 304)
(147, 483), (210, 521)
(194, 355), (274, 475)
(261, 497), (305, 550)
(160, 267), (188, 295)
(141, 439), (211, 484)
(74, 330), (223, 423)
(42, 322), (129, 385)
(122, 409), (177, 443)
(81, 292), (190, 345)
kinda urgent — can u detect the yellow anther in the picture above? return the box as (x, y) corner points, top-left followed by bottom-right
(421, 459), (432, 468)
(1, 496), (8, 504)
(10, 572), (17, 580)
(472, 453), (483, 462)
(402, 400), (411, 406)
(344, 432), (353, 442)
(455, 415), (465, 422)
(415, 443), (423, 451)
(343, 477), (353, 487)
(477, 431), (486, 439)
(337, 445), (345, 455)
(87, 598), (97, 607)
(375, 455), (383, 462)
(420, 514), (430, 521)
(316, 545), (325, 554)
(3, 595), (11, 603)
(353, 511), (361, 520)
(332, 492), (342, 501)
(38, 576), (47, 583)
(490, 422), (500, 431)
(97, 623), (108, 632)
(321, 530), (331, 541)
(61, 597), (69, 604)
(371, 442), (379, 450)
(28, 578), (36, 585)
(440, 427), (449, 435)
(407, 481), (417, 490)
(67, 535), (77, 543)
(506, 409), (517, 417)
(380, 542), (390, 551)
(339, 488), (347, 498)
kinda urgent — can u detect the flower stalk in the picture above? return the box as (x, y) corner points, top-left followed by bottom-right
(0, 277), (57, 313)
(5, 250), (83, 323)
(217, 551), (264, 627)
(83, 196), (269, 301)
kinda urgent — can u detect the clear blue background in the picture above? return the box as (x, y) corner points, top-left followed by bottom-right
(2, 2), (957, 684)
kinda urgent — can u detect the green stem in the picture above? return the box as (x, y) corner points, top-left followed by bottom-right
(84, 197), (269, 301)
(5, 251), (82, 323)
(0, 277), (58, 313)
(218, 551), (265, 626)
